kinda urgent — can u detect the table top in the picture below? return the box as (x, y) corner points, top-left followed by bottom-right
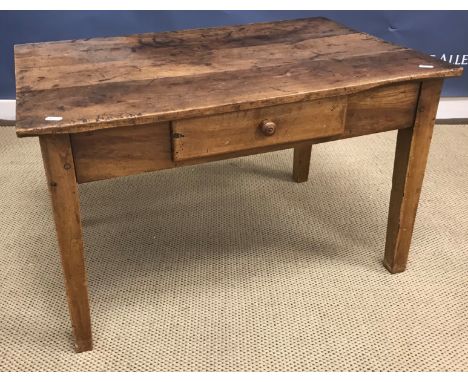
(15, 17), (462, 137)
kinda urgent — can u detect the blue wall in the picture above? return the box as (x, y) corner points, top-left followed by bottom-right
(1, 10), (467, 99)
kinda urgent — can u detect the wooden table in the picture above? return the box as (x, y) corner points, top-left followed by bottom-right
(15, 17), (462, 352)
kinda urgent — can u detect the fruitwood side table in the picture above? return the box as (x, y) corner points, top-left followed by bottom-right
(14, 17), (462, 352)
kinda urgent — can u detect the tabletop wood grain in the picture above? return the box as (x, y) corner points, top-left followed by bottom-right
(15, 17), (462, 137)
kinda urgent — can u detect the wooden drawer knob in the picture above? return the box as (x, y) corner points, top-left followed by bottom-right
(259, 120), (277, 136)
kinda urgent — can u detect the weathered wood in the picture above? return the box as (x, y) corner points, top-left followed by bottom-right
(71, 82), (420, 183)
(39, 134), (92, 352)
(15, 17), (355, 68)
(293, 143), (313, 183)
(172, 96), (346, 161)
(71, 122), (173, 183)
(16, 18), (464, 353)
(17, 33), (405, 92)
(346, 82), (420, 135)
(383, 79), (443, 273)
(15, 17), (462, 137)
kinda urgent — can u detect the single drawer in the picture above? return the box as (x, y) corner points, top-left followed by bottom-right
(171, 96), (347, 161)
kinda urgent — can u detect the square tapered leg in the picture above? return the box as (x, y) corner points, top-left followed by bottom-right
(293, 143), (313, 183)
(40, 134), (92, 352)
(384, 79), (443, 273)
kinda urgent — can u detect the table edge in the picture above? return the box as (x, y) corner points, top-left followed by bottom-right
(15, 70), (463, 138)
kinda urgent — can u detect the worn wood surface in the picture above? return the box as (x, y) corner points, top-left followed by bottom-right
(293, 143), (313, 183)
(15, 17), (462, 137)
(384, 79), (443, 273)
(71, 82), (420, 183)
(172, 96), (346, 161)
(39, 134), (92, 352)
(346, 82), (420, 135)
(71, 122), (172, 183)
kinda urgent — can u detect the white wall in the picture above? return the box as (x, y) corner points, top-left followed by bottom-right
(0, 100), (15, 121)
(436, 98), (468, 120)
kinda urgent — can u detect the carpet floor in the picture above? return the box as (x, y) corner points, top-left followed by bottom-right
(0, 124), (467, 371)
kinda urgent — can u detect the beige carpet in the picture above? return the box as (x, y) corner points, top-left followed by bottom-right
(0, 124), (467, 371)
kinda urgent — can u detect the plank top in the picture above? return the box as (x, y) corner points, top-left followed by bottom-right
(15, 17), (462, 137)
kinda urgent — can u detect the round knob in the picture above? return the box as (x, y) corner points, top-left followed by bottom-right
(259, 120), (277, 136)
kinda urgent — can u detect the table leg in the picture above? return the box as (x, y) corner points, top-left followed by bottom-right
(293, 142), (312, 183)
(39, 134), (92, 352)
(383, 79), (443, 273)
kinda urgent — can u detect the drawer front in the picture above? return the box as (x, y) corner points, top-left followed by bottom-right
(171, 97), (347, 161)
